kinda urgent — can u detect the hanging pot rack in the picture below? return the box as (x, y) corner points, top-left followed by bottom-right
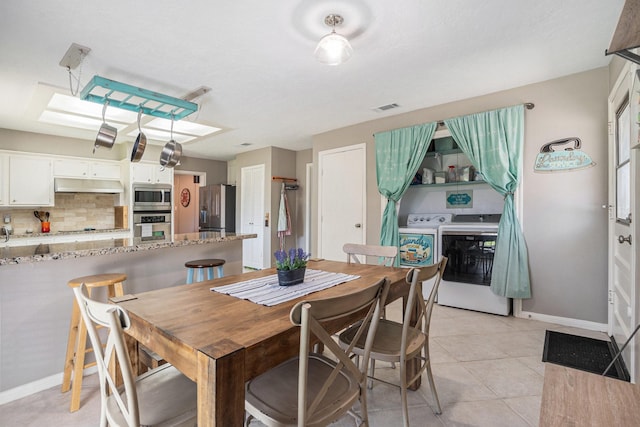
(79, 75), (198, 121)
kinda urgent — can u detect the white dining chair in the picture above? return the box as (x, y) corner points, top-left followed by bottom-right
(343, 242), (398, 266)
(338, 257), (448, 427)
(244, 277), (389, 427)
(72, 283), (197, 427)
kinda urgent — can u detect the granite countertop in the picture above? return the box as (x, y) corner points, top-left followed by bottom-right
(7, 228), (129, 240)
(0, 232), (257, 265)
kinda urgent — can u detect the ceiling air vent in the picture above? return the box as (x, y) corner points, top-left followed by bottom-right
(373, 103), (400, 113)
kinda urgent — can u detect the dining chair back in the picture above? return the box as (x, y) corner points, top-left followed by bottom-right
(244, 277), (389, 427)
(343, 243), (398, 266)
(338, 257), (448, 427)
(72, 283), (197, 427)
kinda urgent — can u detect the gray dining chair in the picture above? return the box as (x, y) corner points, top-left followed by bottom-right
(72, 283), (197, 427)
(338, 257), (448, 427)
(244, 277), (389, 427)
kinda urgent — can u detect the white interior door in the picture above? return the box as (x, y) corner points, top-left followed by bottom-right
(241, 164), (265, 269)
(608, 64), (638, 381)
(318, 144), (366, 261)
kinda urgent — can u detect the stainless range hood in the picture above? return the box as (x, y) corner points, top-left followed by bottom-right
(54, 178), (124, 194)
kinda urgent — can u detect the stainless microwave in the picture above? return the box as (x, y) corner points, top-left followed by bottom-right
(133, 185), (172, 211)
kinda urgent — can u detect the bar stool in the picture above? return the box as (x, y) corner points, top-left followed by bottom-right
(62, 273), (127, 412)
(184, 258), (225, 284)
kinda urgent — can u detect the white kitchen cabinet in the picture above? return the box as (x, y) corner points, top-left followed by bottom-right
(7, 155), (53, 206)
(54, 158), (121, 180)
(0, 154), (7, 205)
(131, 162), (173, 184)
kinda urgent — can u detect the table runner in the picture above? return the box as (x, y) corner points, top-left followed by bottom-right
(211, 269), (360, 306)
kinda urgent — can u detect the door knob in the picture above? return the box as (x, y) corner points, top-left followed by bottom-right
(618, 235), (632, 245)
(355, 223), (362, 228)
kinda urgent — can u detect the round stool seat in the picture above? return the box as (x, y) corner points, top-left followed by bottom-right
(67, 273), (128, 289)
(185, 259), (225, 284)
(184, 259), (226, 269)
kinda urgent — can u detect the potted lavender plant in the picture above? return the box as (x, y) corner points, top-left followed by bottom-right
(274, 248), (310, 286)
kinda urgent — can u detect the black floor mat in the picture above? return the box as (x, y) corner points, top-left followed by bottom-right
(542, 330), (629, 381)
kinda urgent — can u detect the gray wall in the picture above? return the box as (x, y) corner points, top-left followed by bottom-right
(0, 128), (127, 160)
(311, 67), (609, 324)
(175, 155), (227, 185)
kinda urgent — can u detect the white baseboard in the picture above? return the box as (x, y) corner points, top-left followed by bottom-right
(518, 310), (608, 333)
(0, 366), (98, 405)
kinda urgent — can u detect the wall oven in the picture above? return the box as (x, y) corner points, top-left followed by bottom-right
(133, 211), (171, 244)
(438, 222), (510, 315)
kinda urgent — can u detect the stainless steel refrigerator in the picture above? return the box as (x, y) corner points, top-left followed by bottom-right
(199, 184), (236, 232)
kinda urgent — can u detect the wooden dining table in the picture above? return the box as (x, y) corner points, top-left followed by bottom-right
(113, 259), (409, 427)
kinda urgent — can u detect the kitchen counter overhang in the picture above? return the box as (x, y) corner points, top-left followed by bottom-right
(0, 232), (257, 265)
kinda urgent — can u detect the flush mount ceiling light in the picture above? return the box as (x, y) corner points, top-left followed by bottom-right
(314, 14), (353, 66)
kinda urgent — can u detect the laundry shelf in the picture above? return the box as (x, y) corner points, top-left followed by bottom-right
(80, 75), (197, 120)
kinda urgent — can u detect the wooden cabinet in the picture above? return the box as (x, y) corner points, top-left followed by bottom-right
(7, 155), (53, 206)
(131, 162), (173, 184)
(54, 158), (121, 180)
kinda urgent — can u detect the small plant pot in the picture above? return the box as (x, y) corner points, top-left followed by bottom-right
(277, 267), (306, 286)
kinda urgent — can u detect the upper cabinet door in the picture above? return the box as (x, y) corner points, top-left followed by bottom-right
(8, 155), (54, 206)
(54, 159), (121, 180)
(131, 162), (173, 184)
(90, 162), (121, 180)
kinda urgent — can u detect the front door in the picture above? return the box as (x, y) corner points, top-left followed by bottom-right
(608, 64), (638, 380)
(318, 144), (366, 261)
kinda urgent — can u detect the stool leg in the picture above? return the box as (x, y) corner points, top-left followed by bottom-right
(69, 311), (88, 412)
(61, 300), (81, 393)
(197, 268), (204, 283)
(109, 281), (124, 299)
(206, 267), (213, 281)
(187, 268), (194, 284)
(216, 265), (224, 278)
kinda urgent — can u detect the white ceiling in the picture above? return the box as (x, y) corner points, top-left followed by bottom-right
(0, 0), (625, 161)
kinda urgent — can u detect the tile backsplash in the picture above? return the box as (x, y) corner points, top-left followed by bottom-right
(2, 193), (120, 234)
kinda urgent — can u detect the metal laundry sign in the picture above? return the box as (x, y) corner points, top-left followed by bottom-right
(534, 137), (596, 172)
(446, 191), (473, 208)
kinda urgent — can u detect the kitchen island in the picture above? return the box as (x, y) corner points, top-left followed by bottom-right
(0, 231), (255, 265)
(0, 231), (256, 404)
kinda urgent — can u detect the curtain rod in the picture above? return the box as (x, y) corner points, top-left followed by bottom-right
(373, 102), (535, 136)
(435, 102), (535, 126)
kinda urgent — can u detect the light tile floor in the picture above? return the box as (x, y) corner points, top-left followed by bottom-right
(0, 301), (608, 426)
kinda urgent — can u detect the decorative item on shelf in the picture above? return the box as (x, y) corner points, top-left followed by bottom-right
(274, 248), (310, 286)
(446, 165), (457, 183)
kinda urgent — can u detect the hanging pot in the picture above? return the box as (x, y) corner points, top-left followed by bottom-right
(159, 116), (182, 168)
(130, 109), (147, 162)
(159, 139), (183, 168)
(93, 101), (117, 154)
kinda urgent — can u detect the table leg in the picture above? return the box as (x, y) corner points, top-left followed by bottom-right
(197, 342), (246, 427)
